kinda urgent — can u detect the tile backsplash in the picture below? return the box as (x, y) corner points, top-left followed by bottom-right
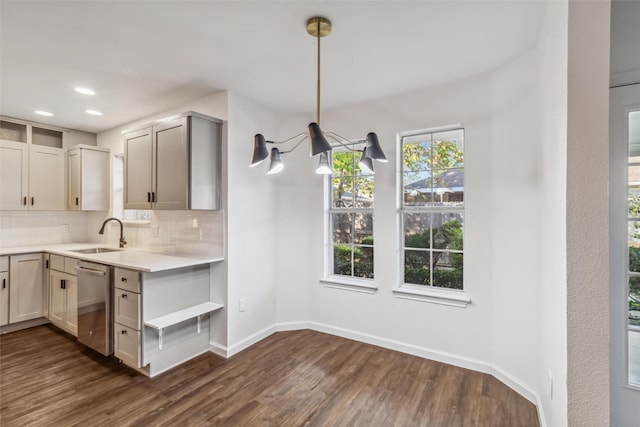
(89, 210), (225, 258)
(0, 210), (225, 259)
(0, 211), (88, 247)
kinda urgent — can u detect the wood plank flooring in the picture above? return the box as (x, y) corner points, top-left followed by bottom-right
(0, 325), (539, 426)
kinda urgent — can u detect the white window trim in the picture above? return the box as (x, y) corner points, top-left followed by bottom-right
(392, 284), (470, 308)
(396, 125), (468, 306)
(320, 276), (378, 294)
(321, 150), (377, 292)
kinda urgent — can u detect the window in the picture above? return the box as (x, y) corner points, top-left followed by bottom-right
(328, 150), (374, 280)
(400, 128), (464, 290)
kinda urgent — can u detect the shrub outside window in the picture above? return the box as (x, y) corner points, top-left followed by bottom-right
(401, 128), (464, 290)
(329, 150), (374, 279)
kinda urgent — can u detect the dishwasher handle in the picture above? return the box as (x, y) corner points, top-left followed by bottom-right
(75, 265), (107, 277)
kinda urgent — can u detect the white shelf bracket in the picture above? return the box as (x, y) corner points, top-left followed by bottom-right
(158, 328), (164, 350)
(197, 314), (202, 335)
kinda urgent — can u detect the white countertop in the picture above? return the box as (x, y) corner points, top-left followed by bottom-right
(0, 243), (224, 272)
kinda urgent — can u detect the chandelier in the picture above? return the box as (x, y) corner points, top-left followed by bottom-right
(250, 16), (387, 175)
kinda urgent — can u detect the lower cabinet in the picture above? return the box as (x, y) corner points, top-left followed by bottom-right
(114, 323), (141, 367)
(113, 264), (223, 377)
(48, 254), (78, 336)
(49, 270), (78, 336)
(9, 253), (45, 323)
(114, 267), (142, 368)
(0, 257), (9, 326)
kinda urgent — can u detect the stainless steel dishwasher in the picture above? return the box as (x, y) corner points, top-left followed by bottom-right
(76, 261), (113, 355)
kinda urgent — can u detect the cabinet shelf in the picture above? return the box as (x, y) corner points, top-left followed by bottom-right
(144, 301), (223, 350)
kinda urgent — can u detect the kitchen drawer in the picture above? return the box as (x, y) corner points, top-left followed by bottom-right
(115, 288), (141, 330)
(50, 254), (64, 271)
(64, 257), (79, 275)
(0, 256), (8, 272)
(114, 268), (141, 293)
(114, 322), (142, 368)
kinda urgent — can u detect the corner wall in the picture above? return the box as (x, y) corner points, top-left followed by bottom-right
(536, 2), (569, 425)
(566, 0), (611, 424)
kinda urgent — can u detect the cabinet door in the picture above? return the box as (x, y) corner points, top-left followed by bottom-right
(124, 128), (153, 209)
(0, 141), (28, 210)
(67, 149), (81, 210)
(49, 270), (66, 327)
(64, 274), (78, 336)
(80, 149), (110, 210)
(153, 118), (188, 210)
(0, 271), (9, 326)
(115, 288), (141, 330)
(114, 322), (141, 368)
(29, 145), (64, 210)
(9, 254), (44, 323)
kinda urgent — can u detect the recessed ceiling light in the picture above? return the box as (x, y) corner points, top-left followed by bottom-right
(35, 110), (53, 117)
(86, 110), (103, 116)
(75, 87), (96, 95)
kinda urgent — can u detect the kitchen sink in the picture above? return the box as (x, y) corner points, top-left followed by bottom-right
(70, 247), (121, 254)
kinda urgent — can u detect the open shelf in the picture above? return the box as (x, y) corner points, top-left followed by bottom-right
(144, 301), (224, 350)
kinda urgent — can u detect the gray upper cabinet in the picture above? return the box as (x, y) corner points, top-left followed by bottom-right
(67, 145), (111, 211)
(123, 112), (221, 210)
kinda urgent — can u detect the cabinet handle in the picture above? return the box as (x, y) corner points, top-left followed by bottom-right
(31, 197), (34, 206)
(121, 277), (127, 282)
(23, 196), (27, 206)
(61, 279), (66, 290)
(152, 192), (156, 203)
(147, 192), (151, 203)
(45, 260), (49, 269)
(121, 293), (128, 299)
(2, 279), (5, 289)
(75, 197), (79, 206)
(121, 330), (127, 335)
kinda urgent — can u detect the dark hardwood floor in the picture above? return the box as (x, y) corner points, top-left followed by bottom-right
(0, 325), (538, 426)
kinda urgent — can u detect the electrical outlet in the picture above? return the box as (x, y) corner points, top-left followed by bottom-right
(239, 298), (246, 312)
(548, 371), (553, 400)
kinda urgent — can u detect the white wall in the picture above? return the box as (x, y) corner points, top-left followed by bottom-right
(489, 46), (541, 403)
(536, 2), (569, 425)
(224, 91), (279, 350)
(566, 0), (611, 424)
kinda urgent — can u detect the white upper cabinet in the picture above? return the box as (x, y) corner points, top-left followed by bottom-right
(123, 112), (221, 210)
(0, 120), (65, 211)
(67, 145), (110, 211)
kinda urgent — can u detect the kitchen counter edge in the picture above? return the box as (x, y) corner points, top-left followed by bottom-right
(0, 243), (224, 273)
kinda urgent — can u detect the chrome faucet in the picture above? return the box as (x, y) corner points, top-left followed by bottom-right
(98, 217), (127, 248)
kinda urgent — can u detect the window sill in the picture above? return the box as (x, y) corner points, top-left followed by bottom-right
(392, 285), (470, 308)
(320, 276), (378, 294)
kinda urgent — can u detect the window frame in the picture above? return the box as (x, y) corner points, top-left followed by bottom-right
(394, 125), (470, 307)
(322, 147), (378, 293)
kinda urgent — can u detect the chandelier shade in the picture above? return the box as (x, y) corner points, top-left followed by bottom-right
(250, 134), (269, 167)
(365, 133), (388, 162)
(250, 16), (387, 176)
(359, 148), (375, 174)
(308, 122), (332, 156)
(267, 148), (284, 175)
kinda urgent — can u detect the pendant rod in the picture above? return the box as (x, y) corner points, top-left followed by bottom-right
(316, 20), (321, 125)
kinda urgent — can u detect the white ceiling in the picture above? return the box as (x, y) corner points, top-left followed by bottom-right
(0, 1), (548, 134)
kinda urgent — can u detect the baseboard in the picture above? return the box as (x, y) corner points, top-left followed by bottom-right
(536, 394), (548, 427)
(208, 341), (229, 358)
(0, 317), (50, 334)
(308, 321), (492, 375)
(208, 320), (546, 426)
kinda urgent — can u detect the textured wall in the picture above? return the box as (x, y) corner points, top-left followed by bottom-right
(566, 0), (611, 425)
